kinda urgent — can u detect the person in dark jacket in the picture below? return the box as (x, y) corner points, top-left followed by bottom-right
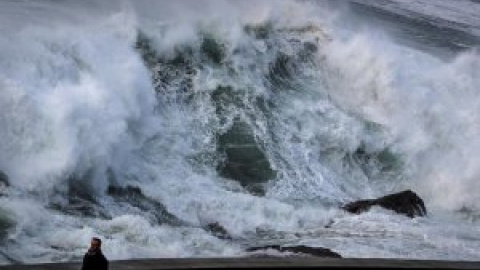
(81, 237), (108, 270)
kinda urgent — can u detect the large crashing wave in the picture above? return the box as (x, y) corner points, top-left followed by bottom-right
(0, 0), (479, 264)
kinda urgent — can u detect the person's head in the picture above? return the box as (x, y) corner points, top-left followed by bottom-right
(90, 237), (102, 251)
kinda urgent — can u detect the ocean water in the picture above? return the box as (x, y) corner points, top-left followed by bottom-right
(0, 0), (479, 264)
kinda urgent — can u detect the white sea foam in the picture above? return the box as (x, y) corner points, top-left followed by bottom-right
(0, 0), (479, 264)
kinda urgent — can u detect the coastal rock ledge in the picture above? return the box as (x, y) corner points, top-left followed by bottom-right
(342, 189), (427, 218)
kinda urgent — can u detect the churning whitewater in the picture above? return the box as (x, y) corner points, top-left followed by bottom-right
(0, 0), (479, 264)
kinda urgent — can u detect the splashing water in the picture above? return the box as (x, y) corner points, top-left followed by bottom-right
(0, 0), (479, 264)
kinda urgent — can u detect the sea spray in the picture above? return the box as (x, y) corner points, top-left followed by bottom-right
(0, 0), (479, 264)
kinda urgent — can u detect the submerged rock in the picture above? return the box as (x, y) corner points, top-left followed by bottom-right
(246, 245), (341, 258)
(50, 173), (109, 218)
(342, 189), (427, 218)
(107, 185), (142, 197)
(203, 222), (232, 240)
(107, 185), (185, 226)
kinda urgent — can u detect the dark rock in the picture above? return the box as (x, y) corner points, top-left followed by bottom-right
(342, 189), (427, 218)
(246, 245), (341, 258)
(107, 185), (185, 226)
(58, 197), (107, 218)
(49, 173), (109, 218)
(49, 196), (107, 218)
(107, 185), (143, 197)
(203, 222), (232, 240)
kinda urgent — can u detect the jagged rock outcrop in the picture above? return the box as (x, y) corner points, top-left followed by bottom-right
(246, 245), (341, 258)
(342, 189), (427, 218)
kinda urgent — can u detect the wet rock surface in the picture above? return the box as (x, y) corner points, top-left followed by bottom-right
(49, 174), (109, 218)
(342, 189), (427, 218)
(203, 222), (232, 240)
(107, 185), (185, 226)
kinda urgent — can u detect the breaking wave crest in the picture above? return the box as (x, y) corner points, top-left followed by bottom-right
(0, 0), (479, 263)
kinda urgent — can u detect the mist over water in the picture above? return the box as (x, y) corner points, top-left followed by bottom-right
(0, 0), (479, 264)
